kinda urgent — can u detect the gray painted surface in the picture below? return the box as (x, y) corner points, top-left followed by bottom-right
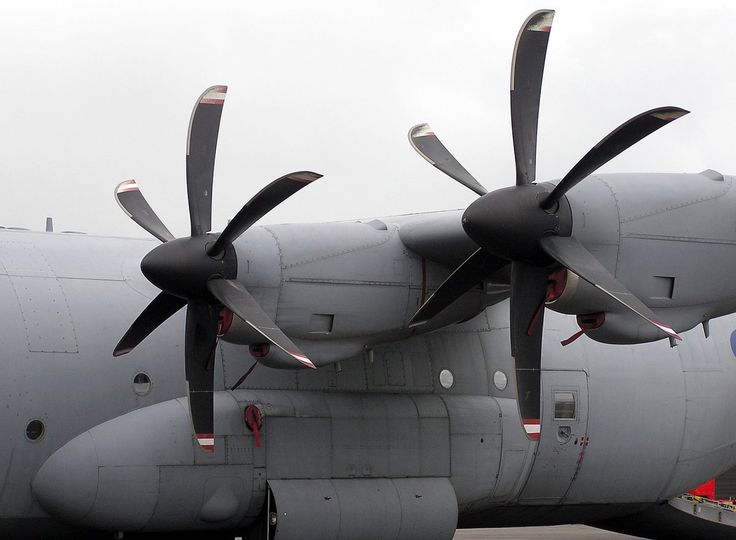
(0, 168), (735, 538)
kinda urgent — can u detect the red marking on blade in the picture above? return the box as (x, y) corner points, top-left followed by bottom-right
(652, 110), (687, 121)
(411, 124), (434, 138)
(116, 180), (139, 193)
(654, 321), (681, 340)
(200, 86), (227, 105)
(288, 172), (321, 183)
(291, 352), (316, 369)
(196, 434), (215, 452)
(523, 419), (541, 441)
(217, 308), (234, 336)
(527, 301), (544, 336)
(545, 267), (567, 302)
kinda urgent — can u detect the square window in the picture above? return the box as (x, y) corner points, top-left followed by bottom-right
(553, 391), (576, 420)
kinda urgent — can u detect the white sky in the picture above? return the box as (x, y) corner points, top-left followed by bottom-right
(0, 1), (734, 238)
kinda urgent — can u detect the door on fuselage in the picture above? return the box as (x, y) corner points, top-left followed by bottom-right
(519, 370), (589, 504)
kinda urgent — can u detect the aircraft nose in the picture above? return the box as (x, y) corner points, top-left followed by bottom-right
(32, 431), (99, 524)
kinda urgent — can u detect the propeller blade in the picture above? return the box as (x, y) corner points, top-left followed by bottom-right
(409, 248), (507, 327)
(408, 124), (487, 196)
(114, 180), (175, 243)
(186, 85), (228, 237)
(539, 236), (681, 340)
(510, 9), (555, 186)
(185, 300), (221, 452)
(541, 107), (689, 210)
(207, 278), (316, 368)
(113, 291), (186, 356)
(510, 262), (549, 440)
(207, 171), (323, 257)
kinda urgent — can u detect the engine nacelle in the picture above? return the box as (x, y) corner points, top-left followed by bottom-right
(545, 269), (701, 345)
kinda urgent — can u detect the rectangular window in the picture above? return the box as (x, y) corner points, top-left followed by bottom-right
(554, 391), (576, 420)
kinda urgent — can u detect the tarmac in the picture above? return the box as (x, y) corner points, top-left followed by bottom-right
(453, 525), (644, 539)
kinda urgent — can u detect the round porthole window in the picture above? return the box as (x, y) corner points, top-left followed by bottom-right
(26, 420), (45, 441)
(439, 369), (454, 389)
(133, 372), (152, 396)
(493, 370), (508, 391)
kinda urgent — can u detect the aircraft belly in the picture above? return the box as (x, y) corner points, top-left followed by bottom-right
(268, 478), (458, 540)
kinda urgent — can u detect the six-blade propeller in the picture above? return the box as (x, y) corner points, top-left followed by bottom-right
(408, 9), (686, 438)
(113, 86), (320, 452)
(114, 10), (688, 449)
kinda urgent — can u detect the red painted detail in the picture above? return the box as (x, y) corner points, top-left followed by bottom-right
(561, 312), (605, 346)
(561, 329), (585, 346)
(654, 320), (682, 341)
(200, 86), (227, 105)
(539, 25), (552, 32)
(523, 418), (541, 441)
(527, 267), (568, 336)
(577, 435), (590, 465)
(250, 343), (270, 358)
(288, 172), (321, 183)
(230, 361), (258, 391)
(245, 404), (263, 448)
(217, 308), (233, 336)
(291, 352), (316, 369)
(690, 479), (716, 499)
(196, 433), (215, 452)
(117, 180), (139, 193)
(545, 267), (567, 302)
(527, 301), (544, 336)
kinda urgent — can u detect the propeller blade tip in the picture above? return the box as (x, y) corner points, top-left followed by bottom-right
(654, 321), (682, 341)
(523, 419), (541, 440)
(288, 171), (322, 183)
(115, 179), (139, 195)
(527, 10), (555, 32)
(409, 123), (433, 139)
(112, 343), (132, 357)
(291, 352), (316, 369)
(199, 86), (228, 106)
(408, 318), (427, 329)
(196, 434), (215, 452)
(651, 108), (689, 121)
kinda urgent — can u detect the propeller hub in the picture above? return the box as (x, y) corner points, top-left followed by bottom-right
(141, 235), (237, 300)
(462, 183), (571, 264)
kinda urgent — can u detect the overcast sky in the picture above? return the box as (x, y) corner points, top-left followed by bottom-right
(0, 1), (734, 238)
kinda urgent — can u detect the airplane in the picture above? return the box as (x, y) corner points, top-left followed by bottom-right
(1, 7), (736, 540)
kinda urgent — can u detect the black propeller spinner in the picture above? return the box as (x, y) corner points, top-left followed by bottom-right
(407, 10), (685, 439)
(113, 86), (321, 452)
